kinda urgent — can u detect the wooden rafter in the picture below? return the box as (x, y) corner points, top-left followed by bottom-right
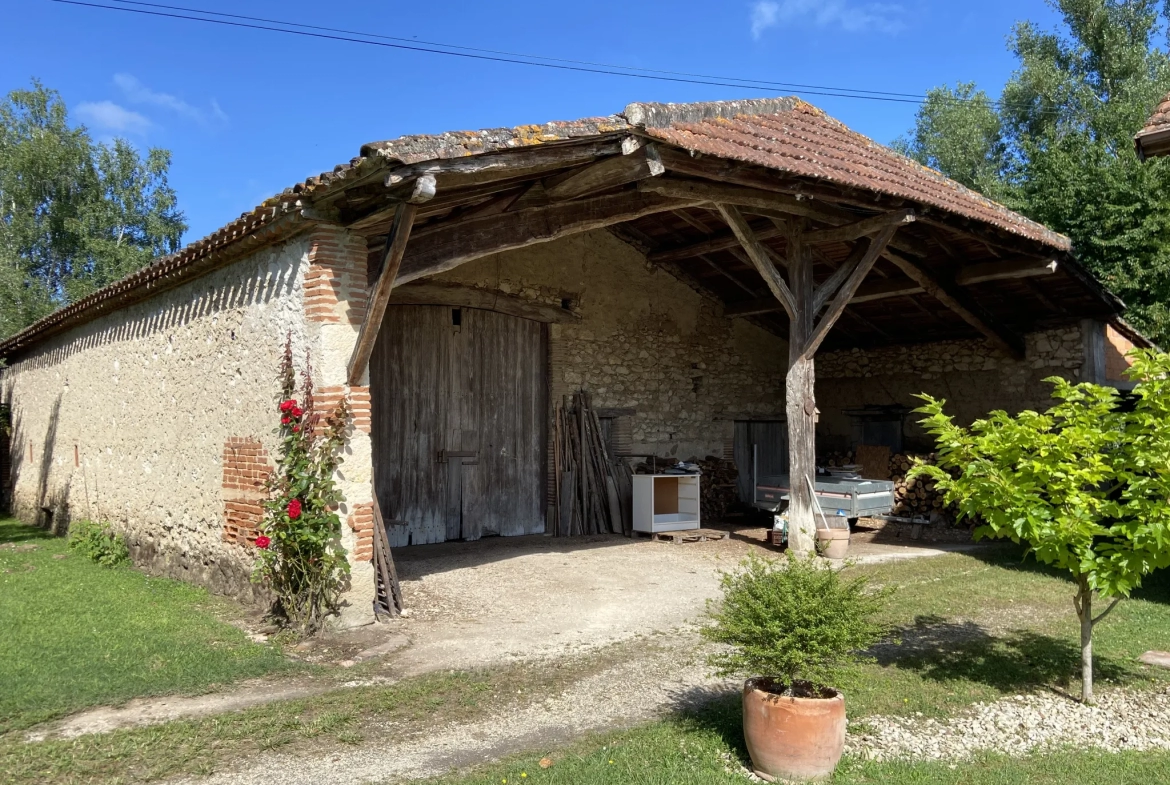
(347, 202), (418, 385)
(955, 258), (1058, 286)
(545, 144), (664, 201)
(716, 203), (796, 318)
(803, 209), (916, 246)
(396, 191), (699, 283)
(883, 248), (1026, 358)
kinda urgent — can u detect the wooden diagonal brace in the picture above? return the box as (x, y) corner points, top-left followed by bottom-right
(883, 248), (1026, 358)
(346, 203), (418, 386)
(812, 242), (869, 312)
(802, 224), (899, 360)
(716, 203), (796, 319)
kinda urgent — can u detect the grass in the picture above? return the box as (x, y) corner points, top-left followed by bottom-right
(428, 699), (1170, 785)
(0, 518), (291, 734)
(8, 529), (1170, 784)
(429, 545), (1170, 785)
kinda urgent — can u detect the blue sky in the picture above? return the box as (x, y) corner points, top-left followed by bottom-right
(3, 0), (1064, 243)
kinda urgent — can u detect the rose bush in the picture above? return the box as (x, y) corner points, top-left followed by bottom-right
(253, 338), (352, 634)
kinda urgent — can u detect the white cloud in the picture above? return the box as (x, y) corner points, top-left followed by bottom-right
(75, 101), (152, 134)
(750, 0), (906, 39)
(113, 73), (227, 127)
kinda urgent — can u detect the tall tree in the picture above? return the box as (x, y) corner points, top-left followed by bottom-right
(0, 81), (185, 339)
(897, 0), (1170, 344)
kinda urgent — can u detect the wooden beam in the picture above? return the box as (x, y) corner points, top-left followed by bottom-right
(384, 140), (623, 187)
(641, 178), (931, 258)
(716, 203), (796, 319)
(647, 222), (784, 264)
(784, 219), (818, 555)
(851, 279), (925, 304)
(389, 281), (582, 323)
(883, 248), (1026, 358)
(954, 258), (1058, 286)
(726, 278), (925, 317)
(802, 225), (899, 359)
(641, 178), (844, 224)
(803, 209), (916, 246)
(396, 191), (699, 283)
(545, 144), (664, 201)
(347, 203), (418, 385)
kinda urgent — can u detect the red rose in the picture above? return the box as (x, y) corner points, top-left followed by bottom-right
(281, 416), (290, 425)
(292, 407), (303, 418)
(293, 425), (301, 433)
(288, 498), (302, 520)
(254, 535), (271, 549)
(279, 399), (295, 413)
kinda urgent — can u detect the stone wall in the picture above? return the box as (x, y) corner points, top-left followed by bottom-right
(1, 236), (311, 602)
(814, 325), (1087, 451)
(433, 229), (790, 460)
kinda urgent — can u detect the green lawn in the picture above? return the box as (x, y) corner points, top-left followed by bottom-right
(429, 701), (1170, 785)
(7, 531), (1170, 784)
(431, 546), (1170, 785)
(0, 517), (291, 733)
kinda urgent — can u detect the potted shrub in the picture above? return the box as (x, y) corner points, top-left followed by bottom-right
(702, 554), (889, 782)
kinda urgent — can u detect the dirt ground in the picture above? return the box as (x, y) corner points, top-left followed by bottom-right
(382, 519), (979, 676)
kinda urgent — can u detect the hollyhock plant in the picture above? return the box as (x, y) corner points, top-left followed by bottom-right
(253, 336), (352, 634)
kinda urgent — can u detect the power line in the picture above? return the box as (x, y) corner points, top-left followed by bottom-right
(49, 0), (1079, 119)
(50, 0), (929, 105)
(104, 0), (931, 101)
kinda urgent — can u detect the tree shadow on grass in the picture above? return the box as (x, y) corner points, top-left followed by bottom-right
(871, 614), (1134, 697)
(0, 519), (57, 545)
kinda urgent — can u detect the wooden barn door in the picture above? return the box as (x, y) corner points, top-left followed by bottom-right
(370, 305), (547, 547)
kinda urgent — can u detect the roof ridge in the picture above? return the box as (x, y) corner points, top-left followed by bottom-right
(623, 96), (802, 130)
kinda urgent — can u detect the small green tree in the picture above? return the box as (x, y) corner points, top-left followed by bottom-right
(912, 349), (1170, 703)
(702, 554), (889, 694)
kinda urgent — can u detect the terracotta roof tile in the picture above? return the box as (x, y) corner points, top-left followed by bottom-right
(1135, 91), (1170, 159)
(629, 97), (1070, 250)
(0, 97), (1096, 358)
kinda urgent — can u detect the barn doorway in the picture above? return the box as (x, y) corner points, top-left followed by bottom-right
(370, 305), (548, 547)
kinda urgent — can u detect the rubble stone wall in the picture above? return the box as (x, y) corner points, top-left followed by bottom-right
(815, 325), (1087, 450)
(432, 229), (791, 459)
(1, 236), (312, 601)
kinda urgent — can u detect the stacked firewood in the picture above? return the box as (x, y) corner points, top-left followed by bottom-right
(889, 454), (958, 520)
(696, 456), (739, 522)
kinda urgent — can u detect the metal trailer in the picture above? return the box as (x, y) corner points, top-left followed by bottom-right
(753, 474), (896, 520)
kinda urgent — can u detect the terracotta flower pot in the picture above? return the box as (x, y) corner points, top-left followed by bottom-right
(742, 678), (846, 782)
(815, 527), (850, 560)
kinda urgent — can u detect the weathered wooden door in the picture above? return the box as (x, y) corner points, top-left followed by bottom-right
(734, 420), (788, 503)
(370, 305), (547, 547)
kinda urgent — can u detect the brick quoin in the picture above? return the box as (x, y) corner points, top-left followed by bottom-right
(348, 502), (375, 562)
(315, 385), (371, 435)
(305, 227), (369, 326)
(222, 437), (272, 546)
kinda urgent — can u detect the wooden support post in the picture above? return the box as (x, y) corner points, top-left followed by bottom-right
(346, 202), (418, 386)
(784, 220), (818, 556)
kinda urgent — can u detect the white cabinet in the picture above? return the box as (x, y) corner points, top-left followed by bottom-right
(633, 475), (701, 533)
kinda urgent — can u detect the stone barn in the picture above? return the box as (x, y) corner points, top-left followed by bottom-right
(0, 96), (1147, 625)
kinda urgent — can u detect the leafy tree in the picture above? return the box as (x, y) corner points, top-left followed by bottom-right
(911, 349), (1170, 704)
(0, 81), (185, 339)
(896, 0), (1170, 344)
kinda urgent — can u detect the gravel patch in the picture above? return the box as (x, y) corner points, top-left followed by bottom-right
(847, 686), (1170, 761)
